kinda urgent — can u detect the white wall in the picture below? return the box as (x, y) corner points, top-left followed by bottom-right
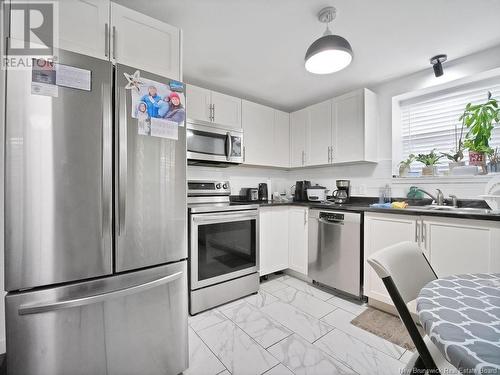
(188, 165), (290, 197)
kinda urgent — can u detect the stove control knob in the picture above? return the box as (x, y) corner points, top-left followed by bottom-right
(223, 183), (228, 189)
(216, 183), (221, 189)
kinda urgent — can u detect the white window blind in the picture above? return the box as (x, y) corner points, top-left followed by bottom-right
(400, 78), (500, 173)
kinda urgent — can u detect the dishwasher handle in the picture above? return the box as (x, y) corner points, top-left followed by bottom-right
(318, 218), (344, 226)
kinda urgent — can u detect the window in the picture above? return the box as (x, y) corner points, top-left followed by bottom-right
(399, 77), (500, 173)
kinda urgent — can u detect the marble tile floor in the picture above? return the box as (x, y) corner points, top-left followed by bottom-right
(185, 274), (414, 375)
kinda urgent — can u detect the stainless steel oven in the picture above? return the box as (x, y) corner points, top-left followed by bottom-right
(186, 123), (243, 166)
(188, 181), (259, 314)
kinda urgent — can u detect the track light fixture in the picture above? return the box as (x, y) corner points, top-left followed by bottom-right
(430, 54), (447, 77)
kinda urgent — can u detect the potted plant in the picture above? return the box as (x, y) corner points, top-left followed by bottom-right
(416, 149), (443, 176)
(460, 91), (500, 174)
(398, 154), (415, 177)
(441, 117), (465, 171)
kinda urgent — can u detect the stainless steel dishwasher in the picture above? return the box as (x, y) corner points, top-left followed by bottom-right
(308, 209), (362, 299)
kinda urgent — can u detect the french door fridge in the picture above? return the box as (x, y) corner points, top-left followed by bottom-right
(4, 47), (187, 375)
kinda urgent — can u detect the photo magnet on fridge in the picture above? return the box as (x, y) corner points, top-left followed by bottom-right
(125, 70), (186, 140)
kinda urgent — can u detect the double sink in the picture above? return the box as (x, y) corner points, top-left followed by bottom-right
(406, 205), (493, 215)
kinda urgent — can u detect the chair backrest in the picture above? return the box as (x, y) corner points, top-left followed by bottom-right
(367, 241), (440, 373)
(367, 241), (437, 304)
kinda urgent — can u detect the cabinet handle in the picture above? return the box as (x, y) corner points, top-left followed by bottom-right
(243, 146), (246, 162)
(304, 210), (307, 225)
(104, 23), (109, 57)
(330, 147), (334, 162)
(209, 104), (214, 121)
(328, 146), (331, 163)
(421, 221), (426, 245)
(112, 26), (117, 59)
(415, 221), (420, 243)
(212, 103), (216, 122)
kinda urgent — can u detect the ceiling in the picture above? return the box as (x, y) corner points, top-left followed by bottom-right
(115, 0), (500, 112)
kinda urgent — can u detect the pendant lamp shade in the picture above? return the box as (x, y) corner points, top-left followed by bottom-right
(305, 34), (353, 74)
(305, 7), (353, 74)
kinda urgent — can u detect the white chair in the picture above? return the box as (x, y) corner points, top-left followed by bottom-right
(367, 241), (460, 375)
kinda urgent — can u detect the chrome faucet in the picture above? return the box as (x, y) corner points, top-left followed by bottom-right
(415, 188), (445, 206)
(449, 194), (458, 207)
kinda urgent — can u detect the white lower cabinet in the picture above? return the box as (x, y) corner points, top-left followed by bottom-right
(422, 217), (500, 277)
(259, 207), (289, 276)
(364, 212), (500, 307)
(288, 207), (309, 275)
(364, 213), (418, 305)
(259, 206), (308, 277)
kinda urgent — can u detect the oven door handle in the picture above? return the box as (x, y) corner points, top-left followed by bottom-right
(192, 211), (258, 223)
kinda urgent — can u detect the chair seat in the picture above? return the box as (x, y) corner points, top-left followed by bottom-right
(404, 336), (460, 374)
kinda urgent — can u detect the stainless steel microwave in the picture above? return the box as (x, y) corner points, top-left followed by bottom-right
(186, 122), (243, 166)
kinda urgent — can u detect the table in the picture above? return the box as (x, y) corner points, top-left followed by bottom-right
(417, 273), (500, 374)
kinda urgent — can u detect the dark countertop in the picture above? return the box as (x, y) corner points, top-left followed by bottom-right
(230, 197), (500, 222)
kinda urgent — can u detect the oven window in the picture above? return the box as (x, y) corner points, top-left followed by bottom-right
(197, 219), (256, 281)
(187, 129), (226, 156)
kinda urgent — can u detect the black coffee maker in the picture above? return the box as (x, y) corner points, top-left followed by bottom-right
(294, 180), (311, 202)
(258, 183), (268, 201)
(332, 179), (350, 204)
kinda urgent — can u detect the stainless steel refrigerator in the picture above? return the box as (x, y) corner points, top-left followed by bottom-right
(4, 48), (188, 375)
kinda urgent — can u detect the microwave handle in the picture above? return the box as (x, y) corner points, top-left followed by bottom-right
(226, 132), (232, 161)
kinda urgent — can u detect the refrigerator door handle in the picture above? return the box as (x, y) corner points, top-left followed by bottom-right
(18, 271), (183, 315)
(102, 83), (112, 241)
(118, 87), (128, 235)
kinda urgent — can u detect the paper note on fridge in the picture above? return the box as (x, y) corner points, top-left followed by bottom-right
(55, 64), (91, 91)
(150, 118), (178, 140)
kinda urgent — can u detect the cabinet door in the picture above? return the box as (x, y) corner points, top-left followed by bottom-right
(288, 207), (308, 275)
(423, 218), (500, 277)
(211, 91), (242, 129)
(9, 0), (109, 60)
(290, 108), (308, 168)
(273, 110), (290, 168)
(307, 100), (332, 166)
(332, 90), (364, 163)
(242, 100), (274, 165)
(59, 0), (110, 60)
(186, 84), (211, 123)
(363, 213), (418, 306)
(259, 207), (289, 276)
(111, 3), (180, 79)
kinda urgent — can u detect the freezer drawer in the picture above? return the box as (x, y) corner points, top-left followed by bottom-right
(6, 261), (188, 375)
(5, 48), (113, 291)
(115, 64), (187, 272)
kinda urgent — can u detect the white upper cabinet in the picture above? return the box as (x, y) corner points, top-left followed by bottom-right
(111, 2), (181, 79)
(273, 110), (290, 168)
(290, 108), (308, 168)
(242, 100), (274, 165)
(9, 0), (110, 60)
(211, 91), (242, 129)
(332, 88), (378, 164)
(185, 84), (242, 129)
(58, 0), (110, 60)
(186, 84), (211, 123)
(307, 100), (332, 166)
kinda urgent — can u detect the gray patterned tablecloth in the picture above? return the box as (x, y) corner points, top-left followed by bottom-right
(417, 273), (500, 374)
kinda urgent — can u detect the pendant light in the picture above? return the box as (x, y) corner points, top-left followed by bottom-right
(305, 7), (353, 74)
